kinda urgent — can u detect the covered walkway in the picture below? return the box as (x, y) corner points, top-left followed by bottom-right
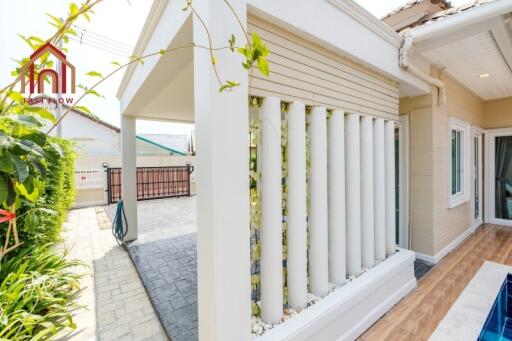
(361, 224), (512, 340)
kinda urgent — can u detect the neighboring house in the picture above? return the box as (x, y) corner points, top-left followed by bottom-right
(38, 98), (195, 207)
(115, 0), (512, 340)
(136, 133), (190, 155)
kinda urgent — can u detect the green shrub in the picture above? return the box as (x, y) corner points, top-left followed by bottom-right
(0, 245), (84, 340)
(17, 138), (75, 248)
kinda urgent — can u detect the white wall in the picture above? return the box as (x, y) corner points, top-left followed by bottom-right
(62, 113), (120, 156)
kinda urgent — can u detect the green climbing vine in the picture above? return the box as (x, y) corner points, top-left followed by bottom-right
(249, 95), (262, 316)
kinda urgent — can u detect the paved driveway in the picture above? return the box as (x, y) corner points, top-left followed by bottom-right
(105, 197), (198, 341)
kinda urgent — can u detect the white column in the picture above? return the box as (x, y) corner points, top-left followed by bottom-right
(193, 0), (251, 339)
(360, 116), (374, 269)
(385, 121), (396, 257)
(259, 97), (283, 323)
(287, 101), (308, 309)
(373, 119), (386, 261)
(121, 114), (137, 241)
(309, 106), (329, 297)
(345, 114), (361, 277)
(328, 110), (346, 285)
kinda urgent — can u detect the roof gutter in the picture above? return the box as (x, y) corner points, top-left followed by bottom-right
(399, 29), (446, 105)
(399, 1), (512, 105)
(411, 0), (512, 42)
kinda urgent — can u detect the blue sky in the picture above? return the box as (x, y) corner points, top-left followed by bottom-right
(0, 0), (469, 135)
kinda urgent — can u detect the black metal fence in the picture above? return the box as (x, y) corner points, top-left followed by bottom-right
(107, 165), (193, 204)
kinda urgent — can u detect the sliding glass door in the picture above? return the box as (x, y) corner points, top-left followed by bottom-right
(485, 128), (512, 226)
(495, 136), (512, 221)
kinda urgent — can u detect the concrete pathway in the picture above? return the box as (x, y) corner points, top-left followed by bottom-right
(105, 197), (198, 341)
(57, 208), (168, 341)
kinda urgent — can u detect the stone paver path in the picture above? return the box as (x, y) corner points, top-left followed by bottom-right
(105, 197), (198, 341)
(58, 208), (168, 341)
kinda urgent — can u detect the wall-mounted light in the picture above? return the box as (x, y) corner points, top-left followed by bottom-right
(479, 73), (491, 78)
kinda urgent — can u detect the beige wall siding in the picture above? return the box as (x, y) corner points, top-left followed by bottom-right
(483, 97), (512, 129)
(248, 16), (399, 120)
(401, 73), (487, 258)
(401, 94), (435, 255)
(432, 75), (484, 255)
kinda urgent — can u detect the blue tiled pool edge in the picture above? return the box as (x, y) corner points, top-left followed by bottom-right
(479, 274), (512, 341)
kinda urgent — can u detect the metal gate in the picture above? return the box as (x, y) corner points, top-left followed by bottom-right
(107, 165), (193, 204)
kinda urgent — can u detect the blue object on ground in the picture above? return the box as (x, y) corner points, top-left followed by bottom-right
(478, 273), (512, 340)
(112, 200), (128, 244)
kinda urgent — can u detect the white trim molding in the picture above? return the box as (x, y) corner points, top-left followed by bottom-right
(415, 225), (475, 264)
(471, 126), (484, 230)
(398, 115), (410, 249)
(327, 0), (403, 48)
(116, 0), (169, 99)
(484, 127), (512, 227)
(448, 117), (471, 209)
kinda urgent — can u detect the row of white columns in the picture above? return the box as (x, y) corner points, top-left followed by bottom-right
(258, 97), (396, 324)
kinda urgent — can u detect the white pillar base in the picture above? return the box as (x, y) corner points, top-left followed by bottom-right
(256, 251), (417, 341)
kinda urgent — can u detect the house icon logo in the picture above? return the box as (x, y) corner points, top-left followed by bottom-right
(20, 42), (76, 95)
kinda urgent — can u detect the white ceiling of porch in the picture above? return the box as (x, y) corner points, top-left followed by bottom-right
(423, 31), (512, 100)
(420, 18), (512, 101)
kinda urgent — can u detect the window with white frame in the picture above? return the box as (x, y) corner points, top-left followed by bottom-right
(449, 117), (471, 208)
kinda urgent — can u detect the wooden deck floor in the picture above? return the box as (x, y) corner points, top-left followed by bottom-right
(360, 224), (512, 341)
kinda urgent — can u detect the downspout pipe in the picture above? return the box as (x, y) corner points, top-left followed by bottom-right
(400, 29), (446, 105)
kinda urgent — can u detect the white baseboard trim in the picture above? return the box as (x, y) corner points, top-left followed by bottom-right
(414, 251), (436, 264)
(256, 250), (417, 341)
(415, 224), (478, 264)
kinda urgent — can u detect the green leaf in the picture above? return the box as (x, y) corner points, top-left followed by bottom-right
(73, 105), (92, 114)
(159, 49), (167, 55)
(69, 3), (79, 16)
(15, 140), (45, 157)
(10, 154), (29, 183)
(4, 175), (15, 206)
(85, 89), (102, 97)
(48, 141), (64, 157)
(111, 61), (121, 67)
(24, 106), (56, 123)
(7, 91), (24, 104)
(257, 58), (270, 77)
(46, 14), (63, 29)
(0, 152), (15, 173)
(229, 34), (236, 52)
(236, 47), (251, 59)
(17, 34), (37, 50)
(6, 114), (43, 128)
(0, 175), (8, 204)
(86, 71), (103, 79)
(252, 32), (263, 48)
(22, 132), (47, 146)
(23, 175), (34, 194)
(27, 155), (46, 177)
(0, 131), (14, 149)
(218, 81), (240, 92)
(219, 84), (230, 92)
(5, 114), (43, 128)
